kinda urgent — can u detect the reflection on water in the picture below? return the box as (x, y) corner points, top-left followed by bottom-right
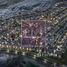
(0, 53), (67, 67)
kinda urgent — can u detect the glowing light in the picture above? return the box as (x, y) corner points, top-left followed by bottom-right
(9, 46), (11, 48)
(23, 29), (27, 34)
(29, 23), (33, 27)
(19, 47), (21, 49)
(65, 32), (67, 36)
(32, 36), (36, 39)
(43, 59), (47, 63)
(29, 48), (32, 51)
(15, 50), (18, 54)
(40, 32), (42, 35)
(64, 36), (66, 39)
(22, 52), (25, 55)
(54, 54), (57, 57)
(0, 44), (1, 47)
(39, 49), (42, 52)
(6, 45), (9, 48)
(50, 53), (53, 56)
(33, 55), (36, 59)
(27, 48), (28, 51)
(51, 18), (53, 20)
(41, 15), (44, 18)
(37, 49), (39, 52)
(22, 47), (24, 50)
(19, 34), (22, 38)
(37, 53), (41, 57)
(7, 33), (9, 36)
(47, 27), (51, 30)
(54, 21), (58, 24)
(11, 30), (14, 33)
(53, 18), (55, 20)
(7, 49), (9, 53)
(13, 46), (15, 48)
(55, 4), (58, 6)
(40, 42), (42, 45)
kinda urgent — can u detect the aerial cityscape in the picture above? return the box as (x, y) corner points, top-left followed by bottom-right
(0, 0), (67, 67)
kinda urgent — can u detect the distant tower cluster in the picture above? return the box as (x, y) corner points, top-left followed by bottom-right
(21, 20), (47, 47)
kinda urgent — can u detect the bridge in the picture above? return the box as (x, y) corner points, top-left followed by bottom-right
(0, 44), (33, 55)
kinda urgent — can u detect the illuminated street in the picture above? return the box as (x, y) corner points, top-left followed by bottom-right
(0, 0), (67, 67)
